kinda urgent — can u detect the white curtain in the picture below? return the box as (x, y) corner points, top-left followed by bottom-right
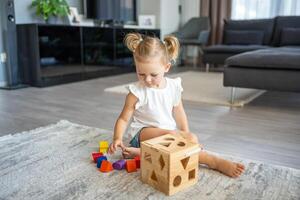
(231, 0), (300, 19)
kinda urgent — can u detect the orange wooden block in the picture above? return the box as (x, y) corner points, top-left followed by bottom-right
(100, 160), (113, 173)
(134, 156), (140, 168)
(126, 159), (137, 173)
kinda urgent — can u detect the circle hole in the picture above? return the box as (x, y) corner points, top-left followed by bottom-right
(173, 175), (182, 187)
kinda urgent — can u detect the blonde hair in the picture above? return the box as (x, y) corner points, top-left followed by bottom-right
(124, 33), (180, 64)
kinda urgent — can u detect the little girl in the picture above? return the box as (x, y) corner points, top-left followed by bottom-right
(108, 33), (245, 178)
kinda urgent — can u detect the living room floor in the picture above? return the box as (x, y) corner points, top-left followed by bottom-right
(0, 66), (299, 169)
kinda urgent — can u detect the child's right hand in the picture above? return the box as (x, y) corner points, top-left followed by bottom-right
(108, 139), (125, 154)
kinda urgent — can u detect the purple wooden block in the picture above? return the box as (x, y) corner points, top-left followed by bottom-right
(113, 160), (126, 170)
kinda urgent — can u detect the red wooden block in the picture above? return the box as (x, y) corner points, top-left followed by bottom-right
(92, 152), (103, 162)
(134, 156), (140, 168)
(100, 160), (113, 173)
(126, 159), (137, 173)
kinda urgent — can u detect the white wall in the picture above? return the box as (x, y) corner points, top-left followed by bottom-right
(179, 0), (200, 57)
(139, 0), (180, 38)
(139, 0), (200, 38)
(179, 0), (200, 26)
(139, 0), (161, 27)
(160, 0), (180, 37)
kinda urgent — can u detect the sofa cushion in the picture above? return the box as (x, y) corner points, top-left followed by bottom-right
(280, 28), (300, 46)
(203, 45), (270, 54)
(223, 18), (275, 45)
(224, 30), (264, 45)
(226, 47), (300, 70)
(272, 16), (300, 46)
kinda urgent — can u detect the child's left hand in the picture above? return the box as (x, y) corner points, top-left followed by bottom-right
(108, 139), (125, 154)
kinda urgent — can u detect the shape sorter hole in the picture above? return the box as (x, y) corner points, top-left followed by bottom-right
(164, 137), (175, 141)
(159, 142), (171, 147)
(173, 175), (182, 187)
(151, 171), (158, 181)
(144, 152), (152, 163)
(180, 157), (190, 169)
(159, 155), (165, 170)
(189, 169), (196, 180)
(177, 141), (186, 147)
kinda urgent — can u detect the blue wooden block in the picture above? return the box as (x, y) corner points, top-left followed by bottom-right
(97, 156), (107, 168)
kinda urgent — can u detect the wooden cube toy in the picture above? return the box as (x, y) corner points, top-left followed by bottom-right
(141, 134), (201, 196)
(99, 141), (109, 153)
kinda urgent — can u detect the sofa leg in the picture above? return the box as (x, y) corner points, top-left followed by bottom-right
(230, 87), (236, 104)
(205, 63), (210, 72)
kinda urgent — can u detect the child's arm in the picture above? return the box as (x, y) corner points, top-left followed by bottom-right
(173, 100), (200, 144)
(173, 99), (190, 132)
(108, 92), (137, 154)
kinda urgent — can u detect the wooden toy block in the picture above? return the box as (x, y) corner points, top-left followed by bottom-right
(100, 160), (113, 172)
(141, 134), (201, 196)
(92, 152), (103, 162)
(96, 156), (107, 168)
(134, 156), (140, 168)
(99, 148), (108, 153)
(113, 160), (126, 170)
(99, 141), (109, 153)
(126, 159), (137, 173)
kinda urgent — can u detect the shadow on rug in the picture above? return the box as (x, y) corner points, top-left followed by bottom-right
(104, 71), (265, 107)
(0, 120), (299, 200)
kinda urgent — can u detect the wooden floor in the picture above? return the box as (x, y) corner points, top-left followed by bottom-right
(0, 67), (299, 169)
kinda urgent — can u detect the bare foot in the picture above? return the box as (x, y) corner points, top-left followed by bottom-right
(199, 151), (245, 178)
(214, 157), (245, 178)
(122, 147), (141, 159)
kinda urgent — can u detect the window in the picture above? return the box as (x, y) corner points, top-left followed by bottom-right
(231, 0), (300, 20)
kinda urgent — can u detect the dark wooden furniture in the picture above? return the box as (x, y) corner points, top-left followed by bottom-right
(17, 24), (160, 87)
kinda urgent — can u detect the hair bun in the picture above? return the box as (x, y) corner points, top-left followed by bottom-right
(124, 33), (143, 52)
(163, 35), (180, 62)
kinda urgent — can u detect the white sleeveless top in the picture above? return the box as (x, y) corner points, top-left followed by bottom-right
(126, 77), (183, 139)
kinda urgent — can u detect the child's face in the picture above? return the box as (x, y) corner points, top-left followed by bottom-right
(135, 57), (171, 88)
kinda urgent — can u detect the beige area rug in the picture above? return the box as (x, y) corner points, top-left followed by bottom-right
(104, 71), (265, 107)
(0, 120), (299, 200)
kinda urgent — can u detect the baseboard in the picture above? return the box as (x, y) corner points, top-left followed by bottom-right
(0, 81), (28, 89)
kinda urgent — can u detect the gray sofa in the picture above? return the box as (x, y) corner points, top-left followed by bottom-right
(203, 16), (300, 102)
(203, 18), (275, 67)
(224, 47), (300, 102)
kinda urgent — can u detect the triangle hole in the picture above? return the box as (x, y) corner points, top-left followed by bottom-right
(181, 157), (190, 169)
